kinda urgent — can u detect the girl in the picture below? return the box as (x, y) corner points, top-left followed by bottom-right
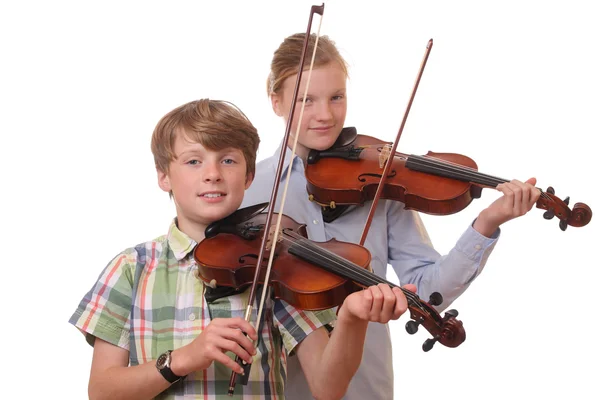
(242, 33), (539, 400)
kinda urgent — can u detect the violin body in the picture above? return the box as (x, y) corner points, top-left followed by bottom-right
(195, 211), (371, 311)
(306, 129), (592, 230)
(307, 133), (484, 215)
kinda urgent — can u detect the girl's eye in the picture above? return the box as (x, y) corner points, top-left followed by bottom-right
(332, 95), (344, 101)
(297, 97), (312, 104)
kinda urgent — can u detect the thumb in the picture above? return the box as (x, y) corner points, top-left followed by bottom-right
(401, 283), (417, 293)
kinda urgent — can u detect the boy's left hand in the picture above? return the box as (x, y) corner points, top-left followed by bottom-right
(340, 283), (416, 324)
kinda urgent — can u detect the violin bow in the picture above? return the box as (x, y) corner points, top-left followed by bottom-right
(228, 4), (325, 395)
(358, 39), (434, 246)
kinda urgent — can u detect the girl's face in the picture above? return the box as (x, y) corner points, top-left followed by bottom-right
(271, 63), (347, 160)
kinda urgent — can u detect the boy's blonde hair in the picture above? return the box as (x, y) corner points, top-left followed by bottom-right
(151, 99), (260, 180)
(267, 33), (349, 96)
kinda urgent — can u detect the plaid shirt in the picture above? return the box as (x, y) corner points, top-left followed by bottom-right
(69, 220), (336, 399)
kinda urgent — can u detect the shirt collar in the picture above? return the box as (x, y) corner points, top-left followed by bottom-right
(270, 140), (304, 180)
(167, 219), (197, 261)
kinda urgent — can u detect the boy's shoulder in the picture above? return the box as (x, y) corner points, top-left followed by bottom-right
(106, 230), (173, 273)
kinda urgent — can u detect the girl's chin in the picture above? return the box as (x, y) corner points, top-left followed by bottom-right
(306, 134), (339, 150)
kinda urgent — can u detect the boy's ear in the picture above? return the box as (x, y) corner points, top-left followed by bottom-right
(245, 172), (254, 189)
(157, 169), (171, 193)
(270, 94), (283, 117)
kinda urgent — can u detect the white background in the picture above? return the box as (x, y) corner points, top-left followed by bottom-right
(1, 1), (598, 398)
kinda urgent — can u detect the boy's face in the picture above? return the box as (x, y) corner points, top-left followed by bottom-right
(271, 63), (347, 160)
(158, 133), (252, 239)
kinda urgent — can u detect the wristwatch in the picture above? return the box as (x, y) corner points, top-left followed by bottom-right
(156, 350), (184, 384)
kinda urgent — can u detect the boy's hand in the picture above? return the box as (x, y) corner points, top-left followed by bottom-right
(339, 283), (416, 324)
(171, 317), (258, 376)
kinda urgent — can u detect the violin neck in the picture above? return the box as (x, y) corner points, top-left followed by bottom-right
(405, 154), (508, 188)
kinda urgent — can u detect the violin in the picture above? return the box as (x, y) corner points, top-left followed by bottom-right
(194, 202), (466, 352)
(306, 127), (593, 231)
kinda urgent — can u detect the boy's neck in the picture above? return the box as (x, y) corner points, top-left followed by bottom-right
(176, 218), (206, 244)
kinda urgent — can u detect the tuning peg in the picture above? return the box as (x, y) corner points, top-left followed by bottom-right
(559, 220), (568, 231)
(443, 309), (458, 321)
(546, 186), (555, 195)
(563, 196), (570, 206)
(423, 335), (440, 352)
(405, 319), (422, 335)
(543, 210), (555, 220)
(428, 292), (443, 306)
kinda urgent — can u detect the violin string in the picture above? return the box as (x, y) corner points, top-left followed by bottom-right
(286, 234), (427, 312)
(359, 144), (552, 201)
(277, 230), (427, 311)
(254, 20), (325, 330)
(407, 154), (552, 200)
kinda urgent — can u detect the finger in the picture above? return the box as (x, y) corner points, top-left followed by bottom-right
(224, 317), (259, 341)
(391, 287), (409, 319)
(214, 335), (255, 364)
(207, 347), (247, 375)
(368, 285), (384, 320)
(219, 327), (257, 359)
(510, 179), (530, 213)
(496, 182), (516, 211)
(401, 283), (417, 293)
(377, 284), (396, 323)
(509, 179), (525, 212)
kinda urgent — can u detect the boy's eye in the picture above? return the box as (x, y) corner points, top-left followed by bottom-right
(187, 160), (200, 165)
(222, 158), (235, 164)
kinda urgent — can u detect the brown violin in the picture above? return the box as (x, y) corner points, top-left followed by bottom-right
(306, 128), (592, 231)
(194, 203), (466, 352)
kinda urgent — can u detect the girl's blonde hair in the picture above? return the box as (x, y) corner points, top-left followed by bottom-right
(267, 33), (349, 96)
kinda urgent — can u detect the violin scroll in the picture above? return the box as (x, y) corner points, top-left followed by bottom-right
(537, 186), (592, 231)
(403, 292), (465, 352)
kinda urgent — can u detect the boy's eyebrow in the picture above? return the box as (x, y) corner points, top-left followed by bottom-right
(177, 147), (241, 158)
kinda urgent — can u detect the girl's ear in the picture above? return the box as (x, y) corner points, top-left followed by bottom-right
(271, 94), (284, 117)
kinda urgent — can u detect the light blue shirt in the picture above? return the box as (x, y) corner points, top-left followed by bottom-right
(241, 141), (499, 400)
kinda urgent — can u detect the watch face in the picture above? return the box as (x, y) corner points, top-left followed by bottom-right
(156, 352), (169, 369)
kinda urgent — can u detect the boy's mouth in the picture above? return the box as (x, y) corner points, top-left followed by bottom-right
(199, 191), (226, 198)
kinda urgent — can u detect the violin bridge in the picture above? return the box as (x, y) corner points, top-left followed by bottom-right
(379, 144), (392, 168)
(265, 225), (283, 251)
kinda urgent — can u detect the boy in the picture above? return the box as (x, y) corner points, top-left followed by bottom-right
(69, 99), (414, 399)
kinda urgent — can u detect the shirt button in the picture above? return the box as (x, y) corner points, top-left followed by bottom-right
(189, 313), (196, 321)
(474, 244), (482, 250)
(313, 220), (318, 225)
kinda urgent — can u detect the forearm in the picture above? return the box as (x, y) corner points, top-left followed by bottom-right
(310, 310), (368, 400)
(89, 361), (171, 400)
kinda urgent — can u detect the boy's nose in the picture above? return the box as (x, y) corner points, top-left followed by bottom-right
(203, 163), (223, 182)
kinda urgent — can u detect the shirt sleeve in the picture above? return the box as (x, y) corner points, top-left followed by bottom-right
(68, 249), (136, 350)
(273, 300), (336, 356)
(386, 201), (499, 310)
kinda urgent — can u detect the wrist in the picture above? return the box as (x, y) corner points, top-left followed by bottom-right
(169, 348), (189, 378)
(473, 211), (499, 238)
